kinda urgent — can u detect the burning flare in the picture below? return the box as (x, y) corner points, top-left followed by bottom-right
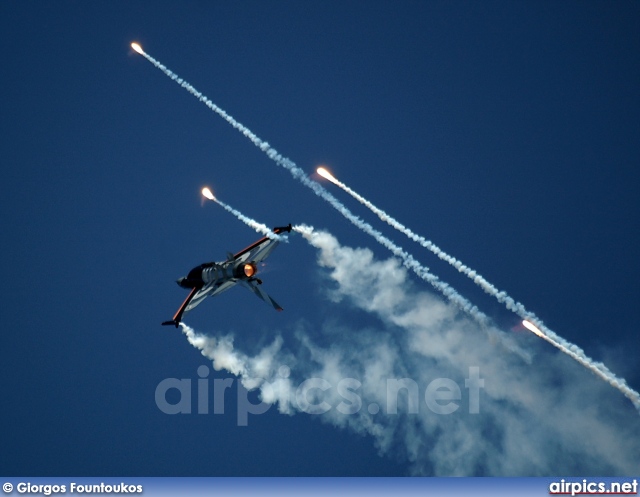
(131, 42), (143, 54)
(522, 320), (544, 338)
(316, 167), (338, 185)
(202, 187), (215, 201)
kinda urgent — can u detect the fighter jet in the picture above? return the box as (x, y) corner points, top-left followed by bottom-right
(162, 224), (292, 328)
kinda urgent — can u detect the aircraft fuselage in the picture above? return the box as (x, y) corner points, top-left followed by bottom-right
(162, 224), (291, 327)
(177, 260), (258, 290)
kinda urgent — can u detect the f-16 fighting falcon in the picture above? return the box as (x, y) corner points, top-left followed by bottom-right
(162, 224), (292, 328)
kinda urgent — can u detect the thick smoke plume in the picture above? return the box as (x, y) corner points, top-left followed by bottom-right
(180, 228), (640, 475)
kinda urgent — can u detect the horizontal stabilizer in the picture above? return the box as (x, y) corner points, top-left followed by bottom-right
(241, 280), (283, 311)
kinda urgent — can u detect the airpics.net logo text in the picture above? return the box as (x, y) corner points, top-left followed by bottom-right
(155, 365), (485, 426)
(549, 479), (638, 496)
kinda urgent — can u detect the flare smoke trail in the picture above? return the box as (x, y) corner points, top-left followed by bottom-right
(211, 197), (284, 241)
(201, 187), (283, 241)
(522, 319), (640, 410)
(316, 169), (640, 411)
(133, 46), (638, 411)
(133, 46), (494, 330)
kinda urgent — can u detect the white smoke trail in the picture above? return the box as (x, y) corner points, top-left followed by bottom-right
(208, 196), (285, 241)
(135, 49), (493, 330)
(318, 173), (640, 411)
(294, 225), (531, 362)
(134, 48), (638, 411)
(297, 228), (640, 474)
(176, 229), (640, 475)
(180, 322), (295, 413)
(522, 319), (640, 411)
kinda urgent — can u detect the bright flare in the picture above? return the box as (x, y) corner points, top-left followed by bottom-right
(200, 187), (282, 241)
(317, 167), (338, 185)
(202, 187), (215, 201)
(522, 320), (543, 337)
(131, 42), (143, 54)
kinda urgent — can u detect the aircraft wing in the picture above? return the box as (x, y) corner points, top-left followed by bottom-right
(162, 286), (198, 328)
(233, 225), (292, 264)
(185, 279), (237, 312)
(163, 280), (240, 327)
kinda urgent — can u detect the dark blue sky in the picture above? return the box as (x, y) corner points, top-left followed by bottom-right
(2, 1), (639, 476)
